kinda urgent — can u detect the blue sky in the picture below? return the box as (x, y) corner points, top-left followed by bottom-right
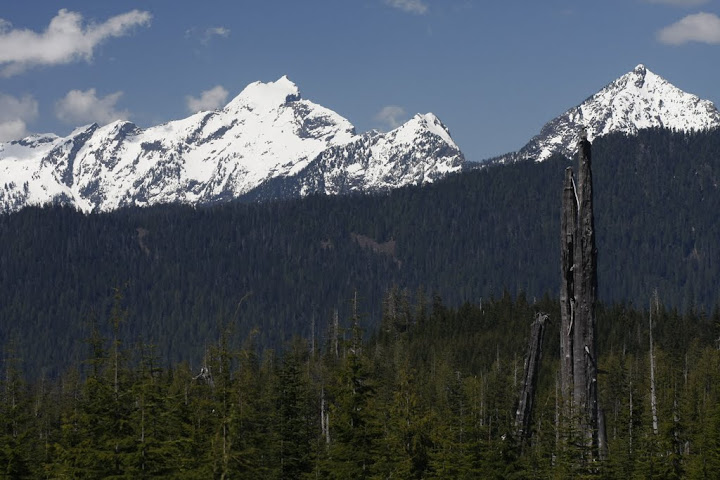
(0, 0), (719, 161)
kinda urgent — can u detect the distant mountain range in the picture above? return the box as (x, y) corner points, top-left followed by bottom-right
(1, 65), (718, 212)
(0, 76), (464, 213)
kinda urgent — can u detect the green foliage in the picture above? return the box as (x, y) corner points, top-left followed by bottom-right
(274, 341), (315, 479)
(0, 291), (720, 477)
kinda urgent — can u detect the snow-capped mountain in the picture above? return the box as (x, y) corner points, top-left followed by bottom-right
(0, 76), (465, 213)
(502, 64), (720, 163)
(245, 112), (463, 200)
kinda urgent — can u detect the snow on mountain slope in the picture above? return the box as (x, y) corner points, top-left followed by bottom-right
(237, 112), (465, 201)
(0, 76), (464, 213)
(507, 64), (720, 163)
(307, 113), (464, 195)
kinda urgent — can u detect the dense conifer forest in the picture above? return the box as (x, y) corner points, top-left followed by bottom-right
(2, 127), (720, 476)
(2, 128), (720, 376)
(1, 291), (719, 478)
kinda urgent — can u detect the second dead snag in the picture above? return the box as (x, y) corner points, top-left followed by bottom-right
(515, 312), (548, 441)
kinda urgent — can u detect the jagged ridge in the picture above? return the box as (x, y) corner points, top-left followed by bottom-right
(0, 76), (465, 213)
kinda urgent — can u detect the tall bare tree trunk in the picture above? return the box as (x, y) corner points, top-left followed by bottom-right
(321, 387), (330, 445)
(574, 136), (593, 448)
(629, 382), (633, 453)
(650, 291), (659, 435)
(560, 167), (577, 435)
(333, 309), (340, 360)
(559, 132), (607, 460)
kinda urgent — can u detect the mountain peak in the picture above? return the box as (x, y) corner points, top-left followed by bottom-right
(633, 63), (647, 75)
(618, 63), (671, 92)
(409, 113), (457, 148)
(226, 75), (301, 112)
(628, 63), (649, 88)
(507, 64), (720, 163)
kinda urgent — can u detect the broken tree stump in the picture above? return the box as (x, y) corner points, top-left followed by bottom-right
(515, 312), (549, 441)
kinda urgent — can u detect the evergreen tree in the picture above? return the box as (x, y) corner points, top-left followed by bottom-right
(0, 349), (33, 478)
(325, 336), (379, 478)
(275, 339), (315, 479)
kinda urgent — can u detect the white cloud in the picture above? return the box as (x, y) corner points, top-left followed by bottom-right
(645, 0), (709, 5)
(658, 12), (720, 45)
(186, 85), (229, 113)
(203, 26), (230, 44)
(0, 9), (151, 76)
(385, 0), (429, 15)
(0, 93), (38, 141)
(375, 105), (407, 130)
(55, 89), (129, 125)
(185, 26), (231, 45)
(0, 119), (29, 142)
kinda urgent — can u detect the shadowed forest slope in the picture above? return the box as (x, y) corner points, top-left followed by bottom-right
(1, 128), (720, 375)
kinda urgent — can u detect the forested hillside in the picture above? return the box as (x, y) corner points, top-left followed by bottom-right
(1, 128), (720, 376)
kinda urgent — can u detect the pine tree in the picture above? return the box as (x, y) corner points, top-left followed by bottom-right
(126, 343), (180, 478)
(325, 321), (379, 479)
(0, 348), (33, 478)
(227, 329), (273, 478)
(428, 366), (476, 479)
(273, 340), (314, 479)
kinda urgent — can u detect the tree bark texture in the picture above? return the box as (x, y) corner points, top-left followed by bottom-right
(560, 137), (607, 460)
(560, 167), (576, 426)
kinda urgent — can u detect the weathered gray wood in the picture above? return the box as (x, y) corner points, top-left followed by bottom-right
(560, 167), (576, 426)
(574, 137), (594, 448)
(650, 291), (659, 436)
(515, 313), (548, 441)
(559, 133), (607, 460)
